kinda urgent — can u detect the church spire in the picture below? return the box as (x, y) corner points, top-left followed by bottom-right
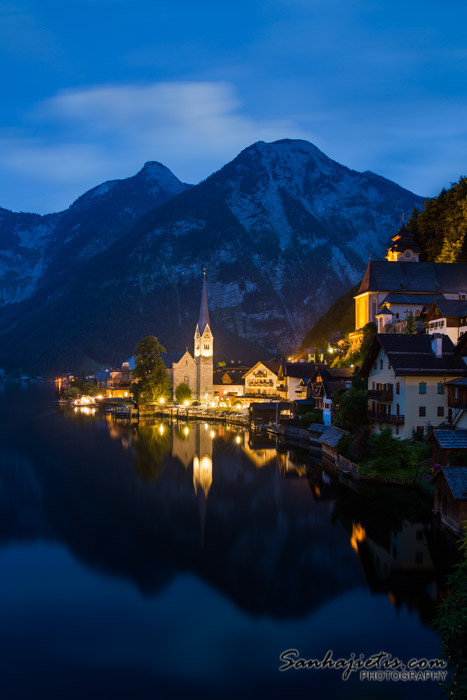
(198, 268), (210, 333)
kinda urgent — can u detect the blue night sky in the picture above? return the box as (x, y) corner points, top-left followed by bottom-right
(1, 0), (466, 213)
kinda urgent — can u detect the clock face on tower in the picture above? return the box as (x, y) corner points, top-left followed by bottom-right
(405, 251), (411, 257)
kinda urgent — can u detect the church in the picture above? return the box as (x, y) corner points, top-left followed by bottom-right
(171, 272), (214, 402)
(354, 223), (467, 334)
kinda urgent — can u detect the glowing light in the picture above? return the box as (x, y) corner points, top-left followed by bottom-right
(183, 426), (189, 436)
(210, 401), (216, 408)
(204, 423), (208, 431)
(96, 394), (103, 400)
(235, 435), (241, 445)
(210, 430), (215, 439)
(159, 424), (165, 436)
(184, 400), (190, 407)
(159, 397), (165, 405)
(350, 522), (366, 553)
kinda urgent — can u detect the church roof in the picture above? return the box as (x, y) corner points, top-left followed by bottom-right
(379, 293), (443, 306)
(357, 261), (467, 296)
(198, 272), (211, 333)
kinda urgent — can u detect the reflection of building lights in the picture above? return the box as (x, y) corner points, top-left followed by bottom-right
(183, 426), (189, 436)
(235, 435), (241, 445)
(159, 424), (165, 436)
(350, 522), (366, 553)
(193, 455), (213, 497)
(204, 423), (208, 431)
(210, 430), (215, 439)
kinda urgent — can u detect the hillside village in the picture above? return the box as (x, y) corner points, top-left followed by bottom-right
(57, 215), (467, 537)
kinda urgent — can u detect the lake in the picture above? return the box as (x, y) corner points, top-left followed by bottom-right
(0, 382), (459, 699)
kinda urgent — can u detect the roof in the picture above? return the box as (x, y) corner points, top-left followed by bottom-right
(244, 360), (280, 377)
(213, 369), (245, 385)
(249, 402), (292, 413)
(360, 334), (467, 377)
(307, 423), (327, 434)
(387, 225), (421, 253)
(280, 361), (321, 379)
(313, 366), (353, 398)
(320, 426), (348, 447)
(197, 271), (210, 334)
(445, 377), (467, 388)
(376, 306), (395, 316)
(426, 299), (467, 321)
(431, 466), (467, 499)
(379, 293), (444, 306)
(357, 261), (467, 296)
(430, 429), (467, 450)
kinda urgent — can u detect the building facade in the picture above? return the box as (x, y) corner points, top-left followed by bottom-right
(172, 272), (214, 401)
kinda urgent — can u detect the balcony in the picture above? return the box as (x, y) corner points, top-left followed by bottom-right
(368, 389), (394, 401)
(368, 410), (404, 425)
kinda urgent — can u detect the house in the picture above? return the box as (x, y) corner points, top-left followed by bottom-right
(277, 361), (321, 401)
(424, 299), (467, 344)
(360, 334), (467, 439)
(96, 365), (132, 398)
(310, 366), (353, 426)
(249, 401), (294, 426)
(213, 368), (246, 405)
(431, 467), (467, 535)
(320, 426), (348, 464)
(243, 361), (280, 399)
(427, 429), (467, 467)
(353, 224), (467, 333)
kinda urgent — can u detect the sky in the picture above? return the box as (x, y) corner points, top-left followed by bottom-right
(1, 0), (466, 213)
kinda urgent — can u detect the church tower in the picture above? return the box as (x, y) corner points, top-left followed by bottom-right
(385, 220), (421, 262)
(194, 270), (214, 401)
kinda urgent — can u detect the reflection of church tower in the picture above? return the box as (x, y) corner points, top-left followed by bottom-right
(194, 270), (214, 401)
(192, 424), (213, 498)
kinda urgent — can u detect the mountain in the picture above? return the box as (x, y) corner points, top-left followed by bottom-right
(0, 162), (191, 307)
(0, 139), (426, 374)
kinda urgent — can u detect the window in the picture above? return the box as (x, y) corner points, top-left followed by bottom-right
(396, 382), (400, 395)
(380, 359), (383, 370)
(437, 383), (444, 394)
(419, 382), (427, 394)
(455, 387), (460, 399)
(437, 406), (444, 417)
(419, 406), (426, 417)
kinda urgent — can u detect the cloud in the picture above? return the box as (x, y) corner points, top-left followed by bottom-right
(0, 81), (309, 212)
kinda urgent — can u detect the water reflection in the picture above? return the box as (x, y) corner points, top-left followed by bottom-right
(0, 385), (461, 628)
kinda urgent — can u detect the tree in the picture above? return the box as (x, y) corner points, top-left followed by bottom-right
(434, 527), (467, 699)
(130, 336), (172, 403)
(175, 382), (192, 403)
(333, 375), (368, 432)
(406, 310), (417, 334)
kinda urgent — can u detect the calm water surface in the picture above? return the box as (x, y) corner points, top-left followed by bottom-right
(0, 383), (459, 700)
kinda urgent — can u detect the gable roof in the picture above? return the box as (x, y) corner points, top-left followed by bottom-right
(357, 260), (467, 296)
(280, 361), (321, 379)
(430, 429), (467, 450)
(425, 299), (467, 322)
(170, 349), (195, 366)
(431, 466), (467, 499)
(320, 426), (348, 447)
(360, 333), (467, 377)
(380, 293), (444, 306)
(244, 360), (280, 378)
